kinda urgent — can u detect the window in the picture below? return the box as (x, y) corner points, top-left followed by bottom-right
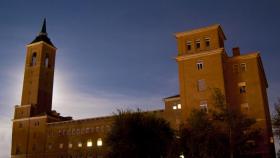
(97, 138), (103, 147)
(87, 139), (93, 147)
(68, 143), (72, 148)
(177, 103), (182, 109)
(31, 52), (37, 66)
(172, 103), (181, 110)
(45, 54), (49, 68)
(205, 37), (210, 47)
(233, 64), (239, 73)
(186, 41), (192, 51)
(241, 103), (249, 112)
(197, 61), (204, 70)
(238, 82), (246, 94)
(48, 144), (52, 150)
(200, 101), (208, 113)
(16, 146), (20, 154)
(197, 79), (206, 91)
(240, 63), (247, 72)
(59, 143), (64, 149)
(78, 142), (82, 148)
(195, 40), (201, 49)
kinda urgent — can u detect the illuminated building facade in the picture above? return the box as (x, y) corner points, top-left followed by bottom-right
(11, 20), (275, 158)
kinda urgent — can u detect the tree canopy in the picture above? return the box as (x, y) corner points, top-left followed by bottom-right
(106, 110), (174, 158)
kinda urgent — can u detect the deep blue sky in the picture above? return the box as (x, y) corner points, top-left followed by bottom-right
(0, 0), (280, 157)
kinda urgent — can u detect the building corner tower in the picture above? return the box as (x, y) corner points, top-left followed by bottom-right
(11, 19), (57, 157)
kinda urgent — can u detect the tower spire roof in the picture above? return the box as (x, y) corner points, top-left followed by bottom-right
(39, 18), (47, 35)
(30, 18), (55, 47)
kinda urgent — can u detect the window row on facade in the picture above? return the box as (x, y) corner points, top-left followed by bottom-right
(49, 138), (103, 150)
(186, 37), (210, 52)
(48, 125), (111, 137)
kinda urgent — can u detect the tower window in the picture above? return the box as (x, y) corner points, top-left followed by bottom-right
(45, 54), (49, 68)
(238, 82), (246, 93)
(31, 52), (37, 66)
(186, 41), (192, 51)
(197, 79), (206, 91)
(195, 40), (201, 49)
(205, 37), (210, 47)
(197, 61), (204, 70)
(240, 63), (247, 72)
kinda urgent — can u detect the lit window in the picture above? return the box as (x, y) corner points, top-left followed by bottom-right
(205, 37), (210, 47)
(177, 104), (182, 109)
(87, 139), (93, 147)
(186, 41), (192, 51)
(240, 63), (246, 72)
(179, 154), (185, 158)
(195, 40), (200, 49)
(238, 82), (246, 94)
(59, 143), (63, 149)
(68, 143), (72, 148)
(97, 138), (103, 147)
(233, 64), (239, 73)
(200, 101), (208, 113)
(241, 103), (249, 112)
(270, 137), (274, 143)
(197, 61), (203, 70)
(172, 105), (177, 110)
(78, 142), (82, 148)
(197, 79), (206, 91)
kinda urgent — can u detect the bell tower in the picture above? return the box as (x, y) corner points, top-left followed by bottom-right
(20, 18), (56, 115)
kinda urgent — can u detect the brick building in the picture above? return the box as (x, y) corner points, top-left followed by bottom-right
(11, 20), (275, 158)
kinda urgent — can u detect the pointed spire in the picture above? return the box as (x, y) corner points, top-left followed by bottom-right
(39, 18), (47, 36)
(30, 18), (55, 47)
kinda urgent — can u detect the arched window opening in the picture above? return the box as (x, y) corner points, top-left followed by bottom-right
(31, 53), (37, 66)
(45, 54), (49, 68)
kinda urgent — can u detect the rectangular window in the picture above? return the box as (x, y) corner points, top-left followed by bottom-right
(172, 103), (181, 110)
(240, 63), (247, 72)
(200, 101), (208, 113)
(59, 143), (63, 149)
(97, 138), (103, 147)
(197, 79), (206, 91)
(241, 103), (249, 112)
(87, 140), (93, 147)
(195, 40), (201, 49)
(197, 61), (204, 70)
(205, 37), (210, 47)
(78, 142), (82, 148)
(238, 82), (246, 93)
(233, 64), (239, 73)
(68, 143), (73, 148)
(186, 41), (192, 51)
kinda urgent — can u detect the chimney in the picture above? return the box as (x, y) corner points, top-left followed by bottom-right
(232, 47), (240, 56)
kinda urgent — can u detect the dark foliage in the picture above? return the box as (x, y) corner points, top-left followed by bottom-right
(106, 110), (174, 158)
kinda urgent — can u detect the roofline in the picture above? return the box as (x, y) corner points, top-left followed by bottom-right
(174, 24), (227, 40)
(26, 41), (57, 50)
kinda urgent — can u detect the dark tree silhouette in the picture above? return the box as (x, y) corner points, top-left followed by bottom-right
(106, 110), (174, 158)
(180, 88), (261, 158)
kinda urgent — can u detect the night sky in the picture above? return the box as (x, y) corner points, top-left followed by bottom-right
(0, 0), (280, 157)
